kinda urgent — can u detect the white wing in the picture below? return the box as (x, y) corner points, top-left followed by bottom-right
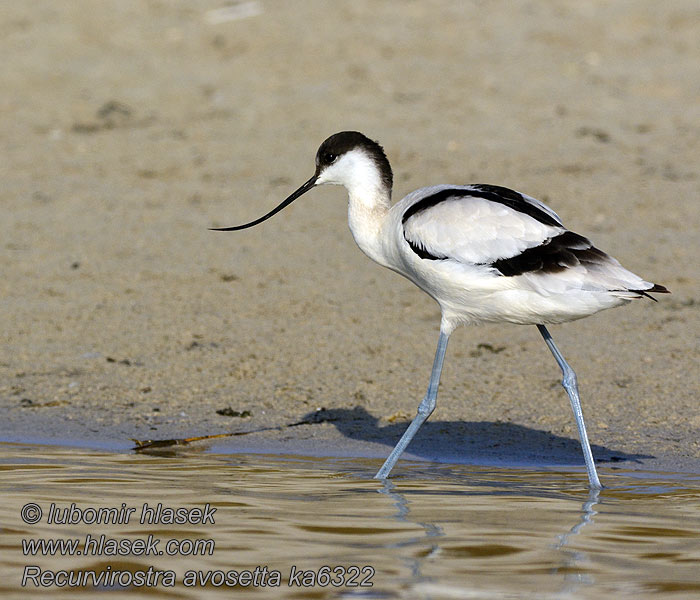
(401, 185), (564, 265)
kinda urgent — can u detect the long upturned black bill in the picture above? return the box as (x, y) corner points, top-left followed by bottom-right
(209, 174), (317, 231)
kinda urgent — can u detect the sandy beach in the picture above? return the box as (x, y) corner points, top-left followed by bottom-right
(1, 1), (698, 474)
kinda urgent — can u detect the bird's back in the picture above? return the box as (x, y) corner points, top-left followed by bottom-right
(383, 184), (667, 326)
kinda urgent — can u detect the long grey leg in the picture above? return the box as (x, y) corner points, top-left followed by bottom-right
(537, 324), (602, 489)
(374, 330), (450, 479)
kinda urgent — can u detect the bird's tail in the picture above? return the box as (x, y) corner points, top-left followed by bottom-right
(629, 283), (670, 302)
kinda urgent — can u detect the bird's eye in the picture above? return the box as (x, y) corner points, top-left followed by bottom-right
(323, 152), (338, 164)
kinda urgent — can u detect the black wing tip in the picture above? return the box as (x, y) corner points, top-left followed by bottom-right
(633, 284), (670, 301)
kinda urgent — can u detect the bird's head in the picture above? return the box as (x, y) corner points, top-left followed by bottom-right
(210, 131), (392, 231)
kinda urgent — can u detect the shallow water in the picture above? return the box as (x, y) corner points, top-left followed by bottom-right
(1, 443), (699, 599)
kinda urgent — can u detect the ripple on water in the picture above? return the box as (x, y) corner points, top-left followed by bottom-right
(1, 442), (699, 599)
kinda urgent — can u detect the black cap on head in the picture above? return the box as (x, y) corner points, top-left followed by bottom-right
(316, 131), (393, 193)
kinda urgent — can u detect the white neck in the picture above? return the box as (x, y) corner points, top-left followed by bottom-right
(347, 186), (391, 266)
(316, 149), (393, 265)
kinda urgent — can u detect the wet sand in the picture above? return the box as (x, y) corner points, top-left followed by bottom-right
(1, 1), (698, 475)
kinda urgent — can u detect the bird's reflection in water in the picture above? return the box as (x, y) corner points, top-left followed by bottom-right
(377, 475), (602, 592)
(552, 487), (601, 591)
(377, 478), (444, 580)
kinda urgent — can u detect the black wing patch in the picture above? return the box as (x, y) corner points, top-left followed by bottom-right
(404, 237), (444, 261)
(490, 231), (608, 276)
(402, 186), (607, 275)
(401, 185), (561, 228)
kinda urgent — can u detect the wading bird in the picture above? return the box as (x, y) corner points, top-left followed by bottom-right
(211, 131), (668, 489)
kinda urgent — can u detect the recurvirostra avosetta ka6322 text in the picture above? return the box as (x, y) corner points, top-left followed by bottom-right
(212, 131), (668, 489)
